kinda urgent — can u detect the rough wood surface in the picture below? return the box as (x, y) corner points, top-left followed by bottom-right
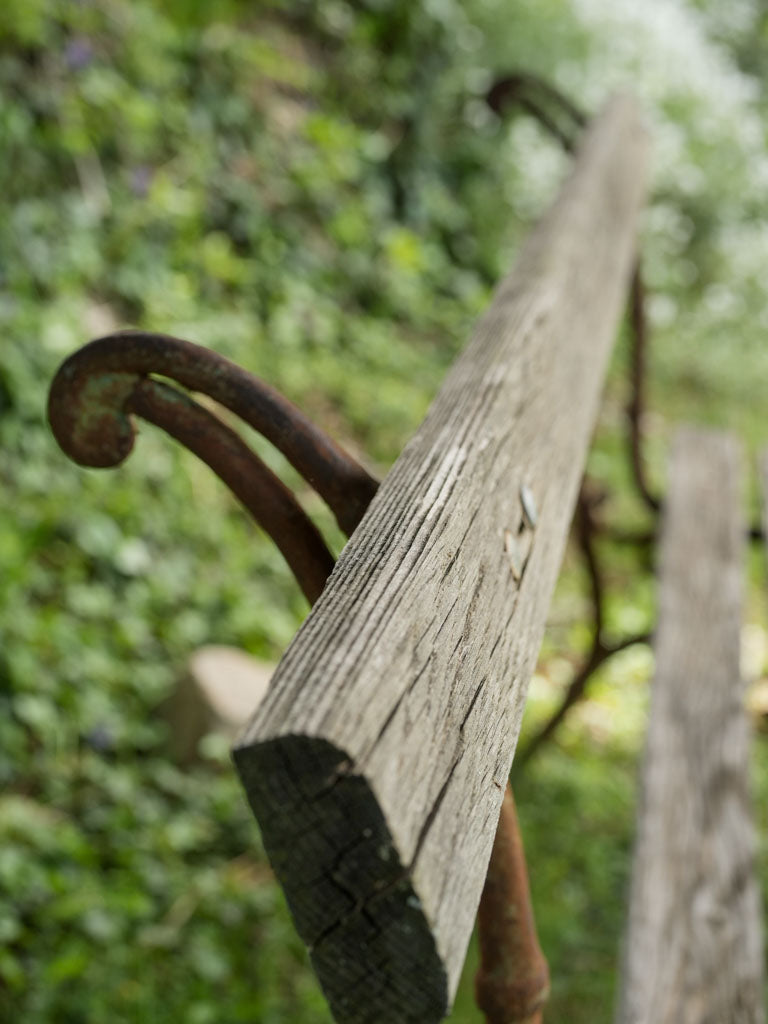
(617, 428), (764, 1024)
(234, 96), (648, 1024)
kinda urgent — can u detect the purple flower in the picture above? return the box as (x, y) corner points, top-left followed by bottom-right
(130, 166), (153, 197)
(65, 37), (94, 71)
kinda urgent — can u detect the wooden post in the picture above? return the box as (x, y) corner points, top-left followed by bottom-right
(617, 429), (764, 1024)
(234, 95), (648, 1024)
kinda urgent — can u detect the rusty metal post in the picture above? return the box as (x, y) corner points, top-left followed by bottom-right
(475, 784), (550, 1024)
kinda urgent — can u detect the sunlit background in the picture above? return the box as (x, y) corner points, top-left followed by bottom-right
(3, 1), (768, 1020)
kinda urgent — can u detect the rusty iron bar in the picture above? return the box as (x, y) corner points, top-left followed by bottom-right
(577, 483), (605, 638)
(515, 487), (651, 768)
(515, 629), (651, 770)
(486, 71), (586, 154)
(47, 331), (378, 603)
(47, 330), (379, 537)
(500, 71), (587, 127)
(628, 264), (661, 513)
(475, 783), (550, 1024)
(127, 378), (335, 604)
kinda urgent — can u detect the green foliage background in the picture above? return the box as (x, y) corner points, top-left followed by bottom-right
(3, 0), (768, 1020)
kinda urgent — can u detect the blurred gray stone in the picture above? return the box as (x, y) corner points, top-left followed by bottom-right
(165, 646), (275, 763)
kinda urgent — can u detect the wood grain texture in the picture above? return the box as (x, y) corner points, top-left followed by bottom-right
(234, 95), (648, 1024)
(617, 428), (764, 1024)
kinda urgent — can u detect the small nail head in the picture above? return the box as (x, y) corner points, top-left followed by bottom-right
(504, 529), (523, 580)
(520, 483), (538, 529)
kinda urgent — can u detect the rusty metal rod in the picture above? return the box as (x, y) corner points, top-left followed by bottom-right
(515, 488), (651, 767)
(577, 488), (604, 638)
(125, 378), (335, 605)
(514, 629), (651, 770)
(48, 331), (379, 536)
(475, 783), (550, 1024)
(486, 71), (586, 158)
(486, 71), (586, 130)
(46, 362), (335, 603)
(627, 264), (661, 513)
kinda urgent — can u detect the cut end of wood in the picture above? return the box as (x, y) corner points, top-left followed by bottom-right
(233, 734), (449, 1024)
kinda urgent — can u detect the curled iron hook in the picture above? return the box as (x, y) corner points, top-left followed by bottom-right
(47, 331), (382, 603)
(48, 330), (379, 537)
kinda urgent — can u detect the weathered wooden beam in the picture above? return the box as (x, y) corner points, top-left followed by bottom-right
(234, 95), (648, 1024)
(617, 428), (764, 1024)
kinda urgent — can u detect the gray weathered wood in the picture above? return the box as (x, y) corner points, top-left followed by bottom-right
(617, 428), (764, 1024)
(234, 95), (648, 1024)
